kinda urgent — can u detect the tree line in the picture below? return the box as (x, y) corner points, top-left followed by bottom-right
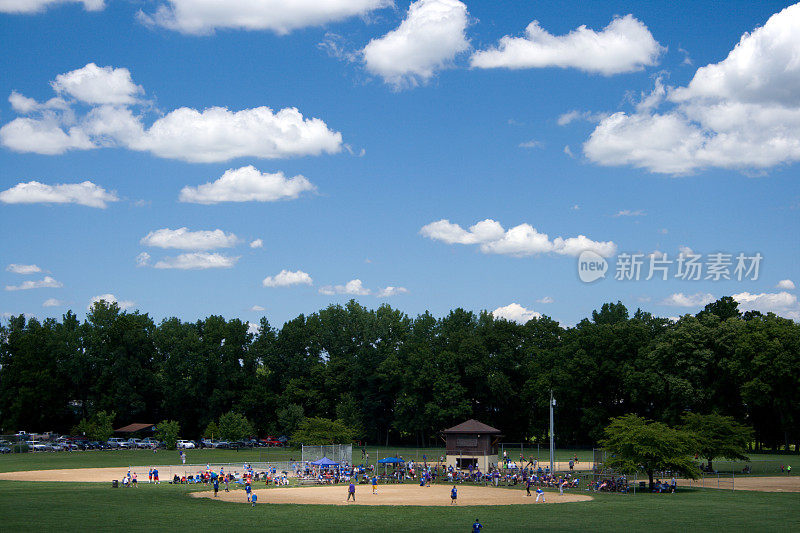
(0, 297), (798, 452)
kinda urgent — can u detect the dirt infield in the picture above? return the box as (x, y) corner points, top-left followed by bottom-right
(677, 476), (800, 493)
(194, 483), (593, 506)
(0, 465), (198, 482)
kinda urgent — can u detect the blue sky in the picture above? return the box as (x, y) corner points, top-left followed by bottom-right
(1, 0), (799, 328)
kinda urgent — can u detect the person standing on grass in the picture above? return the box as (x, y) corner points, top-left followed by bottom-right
(148, 468), (153, 484)
(245, 480), (252, 503)
(535, 487), (545, 502)
(526, 477), (533, 497)
(251, 493), (257, 508)
(788, 465), (793, 475)
(472, 519), (482, 533)
(132, 472), (137, 487)
(153, 468), (159, 484)
(213, 475), (219, 497)
(450, 485), (457, 505)
(347, 481), (356, 502)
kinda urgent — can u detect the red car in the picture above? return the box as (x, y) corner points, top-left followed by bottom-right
(260, 436), (283, 447)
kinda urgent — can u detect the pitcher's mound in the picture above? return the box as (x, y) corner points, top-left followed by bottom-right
(194, 484), (592, 506)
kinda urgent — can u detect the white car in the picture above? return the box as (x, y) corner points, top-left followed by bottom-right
(26, 440), (50, 451)
(177, 440), (195, 449)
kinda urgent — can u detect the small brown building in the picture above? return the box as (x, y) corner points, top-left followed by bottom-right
(442, 419), (502, 471)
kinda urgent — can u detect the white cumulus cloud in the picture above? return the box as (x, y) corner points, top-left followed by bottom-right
(584, 3), (800, 174)
(492, 303), (542, 324)
(6, 264), (42, 274)
(776, 279), (796, 290)
(319, 279), (371, 295)
(0, 180), (117, 208)
(0, 64), (344, 162)
(262, 269), (313, 288)
(42, 298), (64, 307)
(660, 292), (715, 307)
(51, 63), (144, 105)
(470, 14), (663, 75)
(140, 228), (238, 251)
(376, 286), (408, 297)
(363, 0), (469, 88)
(5, 276), (63, 291)
(153, 253), (238, 270)
(135, 252), (151, 267)
(249, 239), (264, 249)
(733, 291), (799, 320)
(179, 166), (315, 204)
(140, 0), (391, 35)
(0, 0), (104, 14)
(88, 293), (134, 310)
(420, 218), (616, 257)
(250, 305), (265, 311)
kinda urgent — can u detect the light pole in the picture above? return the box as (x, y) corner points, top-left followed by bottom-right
(549, 390), (555, 474)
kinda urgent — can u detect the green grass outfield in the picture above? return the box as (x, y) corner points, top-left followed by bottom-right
(0, 480), (798, 532)
(0, 447), (595, 473)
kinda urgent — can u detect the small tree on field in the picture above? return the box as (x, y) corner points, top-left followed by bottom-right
(291, 417), (355, 445)
(599, 414), (700, 490)
(681, 412), (752, 471)
(217, 411), (254, 442)
(155, 420), (180, 450)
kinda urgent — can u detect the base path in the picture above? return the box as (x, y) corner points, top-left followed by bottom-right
(193, 484), (592, 506)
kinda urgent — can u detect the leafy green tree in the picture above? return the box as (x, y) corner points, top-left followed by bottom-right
(203, 421), (219, 440)
(217, 411), (254, 442)
(155, 420), (180, 449)
(72, 410), (116, 441)
(681, 412), (752, 471)
(600, 414), (700, 489)
(291, 417), (355, 445)
(277, 404), (305, 436)
(697, 297), (741, 321)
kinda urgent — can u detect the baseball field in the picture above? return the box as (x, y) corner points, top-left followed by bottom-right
(1, 449), (798, 532)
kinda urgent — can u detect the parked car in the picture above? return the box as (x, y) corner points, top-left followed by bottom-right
(139, 437), (159, 449)
(26, 440), (50, 451)
(107, 438), (127, 449)
(176, 439), (195, 449)
(261, 436), (283, 447)
(0, 446), (12, 454)
(50, 443), (64, 451)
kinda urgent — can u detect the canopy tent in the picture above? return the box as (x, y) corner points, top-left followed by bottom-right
(310, 456), (339, 466)
(377, 457), (405, 464)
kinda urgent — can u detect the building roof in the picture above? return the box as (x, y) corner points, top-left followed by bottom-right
(442, 419), (501, 434)
(114, 423), (154, 433)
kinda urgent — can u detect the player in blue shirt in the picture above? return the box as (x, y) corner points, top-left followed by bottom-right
(251, 493), (257, 508)
(347, 482), (356, 502)
(535, 487), (546, 502)
(472, 519), (483, 532)
(450, 485), (457, 505)
(245, 481), (252, 503)
(212, 476), (219, 497)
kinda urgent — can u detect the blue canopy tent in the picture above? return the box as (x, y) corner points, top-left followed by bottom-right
(378, 457), (406, 479)
(311, 456), (339, 466)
